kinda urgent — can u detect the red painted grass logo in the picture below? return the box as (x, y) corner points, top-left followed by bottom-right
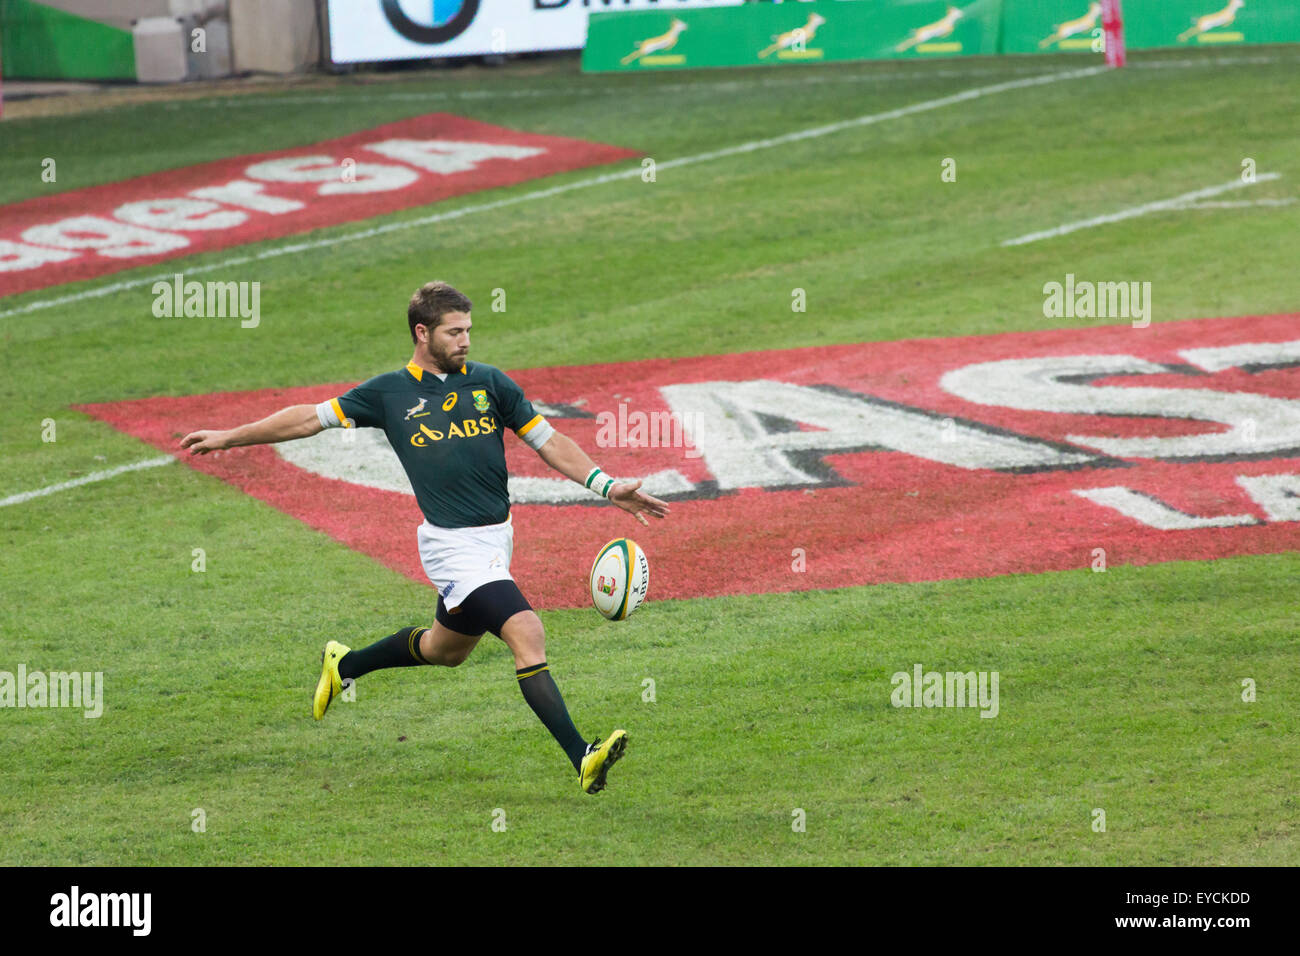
(0, 114), (638, 297)
(78, 314), (1299, 609)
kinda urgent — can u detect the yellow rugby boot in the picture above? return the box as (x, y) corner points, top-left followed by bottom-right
(312, 640), (351, 720)
(579, 729), (628, 794)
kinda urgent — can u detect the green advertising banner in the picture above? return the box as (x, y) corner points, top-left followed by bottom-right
(583, 0), (1001, 73)
(584, 0), (1300, 73)
(1004, 0), (1300, 55)
(1124, 0), (1300, 51)
(1002, 1), (1108, 55)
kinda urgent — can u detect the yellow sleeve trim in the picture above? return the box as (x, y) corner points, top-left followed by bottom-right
(516, 414), (543, 437)
(330, 398), (351, 428)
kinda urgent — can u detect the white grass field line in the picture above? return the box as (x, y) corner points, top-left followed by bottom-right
(0, 455), (174, 508)
(0, 65), (1105, 322)
(1001, 173), (1285, 246)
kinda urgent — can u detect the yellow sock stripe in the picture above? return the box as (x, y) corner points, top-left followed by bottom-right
(516, 664), (550, 681)
(408, 627), (429, 664)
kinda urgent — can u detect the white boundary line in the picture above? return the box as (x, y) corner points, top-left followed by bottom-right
(1001, 173), (1284, 246)
(0, 65), (1105, 322)
(0, 456), (174, 508)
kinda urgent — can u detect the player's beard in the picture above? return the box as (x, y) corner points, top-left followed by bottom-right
(425, 339), (468, 374)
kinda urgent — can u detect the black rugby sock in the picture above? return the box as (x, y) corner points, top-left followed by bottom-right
(516, 663), (588, 772)
(338, 626), (430, 680)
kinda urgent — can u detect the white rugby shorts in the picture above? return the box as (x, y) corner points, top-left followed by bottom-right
(416, 516), (515, 610)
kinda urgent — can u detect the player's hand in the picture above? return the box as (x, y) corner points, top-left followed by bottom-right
(608, 479), (670, 526)
(180, 429), (232, 455)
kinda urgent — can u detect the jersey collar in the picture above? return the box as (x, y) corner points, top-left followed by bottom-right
(406, 361), (467, 382)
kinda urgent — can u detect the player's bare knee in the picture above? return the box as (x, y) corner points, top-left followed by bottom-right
(500, 610), (546, 663)
(420, 626), (479, 667)
(428, 646), (470, 667)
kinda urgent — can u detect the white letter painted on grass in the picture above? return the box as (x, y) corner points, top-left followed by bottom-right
(942, 355), (1300, 459)
(661, 380), (1098, 490)
(1073, 487), (1259, 530)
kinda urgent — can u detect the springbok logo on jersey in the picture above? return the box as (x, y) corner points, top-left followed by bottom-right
(405, 397), (429, 420)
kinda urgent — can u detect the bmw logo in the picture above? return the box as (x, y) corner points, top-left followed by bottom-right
(381, 0), (481, 45)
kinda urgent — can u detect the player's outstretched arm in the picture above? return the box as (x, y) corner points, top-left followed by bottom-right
(180, 403), (324, 455)
(534, 429), (670, 526)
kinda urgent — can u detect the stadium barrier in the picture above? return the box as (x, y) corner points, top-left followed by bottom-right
(584, 0), (1300, 73)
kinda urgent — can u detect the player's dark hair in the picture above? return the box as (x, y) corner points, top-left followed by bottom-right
(408, 281), (472, 343)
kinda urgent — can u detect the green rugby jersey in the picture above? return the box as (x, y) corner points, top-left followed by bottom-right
(319, 361), (552, 528)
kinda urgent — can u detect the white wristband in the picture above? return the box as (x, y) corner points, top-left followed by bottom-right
(584, 467), (615, 498)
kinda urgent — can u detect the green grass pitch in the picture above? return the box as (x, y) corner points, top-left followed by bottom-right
(1, 48), (1297, 864)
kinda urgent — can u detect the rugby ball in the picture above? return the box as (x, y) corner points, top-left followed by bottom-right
(589, 538), (650, 621)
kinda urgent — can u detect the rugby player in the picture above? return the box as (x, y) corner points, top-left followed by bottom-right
(179, 281), (669, 794)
